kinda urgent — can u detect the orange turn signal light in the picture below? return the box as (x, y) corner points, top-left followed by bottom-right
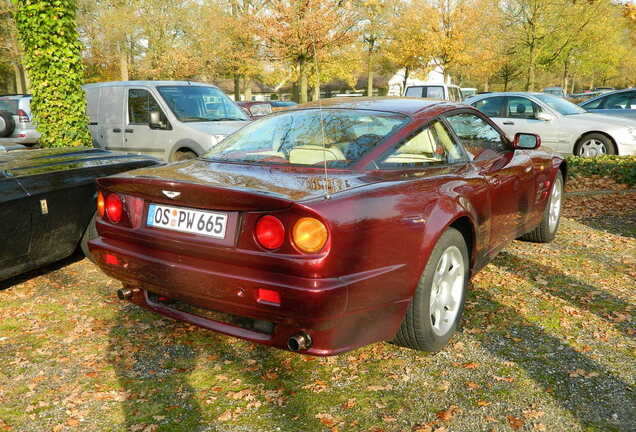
(292, 217), (328, 253)
(97, 191), (105, 218)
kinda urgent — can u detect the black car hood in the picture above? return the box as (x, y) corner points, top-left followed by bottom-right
(112, 159), (384, 202)
(0, 147), (159, 178)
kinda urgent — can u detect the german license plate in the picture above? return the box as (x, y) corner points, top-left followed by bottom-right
(146, 204), (227, 238)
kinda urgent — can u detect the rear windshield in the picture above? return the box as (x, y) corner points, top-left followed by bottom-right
(204, 109), (408, 168)
(0, 99), (18, 114)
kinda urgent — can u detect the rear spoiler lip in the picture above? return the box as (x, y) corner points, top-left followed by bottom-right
(96, 176), (295, 212)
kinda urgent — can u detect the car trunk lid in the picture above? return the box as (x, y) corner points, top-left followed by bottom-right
(98, 159), (380, 211)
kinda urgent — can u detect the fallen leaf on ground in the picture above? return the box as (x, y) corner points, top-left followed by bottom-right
(507, 415), (525, 430)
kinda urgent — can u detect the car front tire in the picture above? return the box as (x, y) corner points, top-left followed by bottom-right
(575, 133), (616, 157)
(393, 227), (469, 352)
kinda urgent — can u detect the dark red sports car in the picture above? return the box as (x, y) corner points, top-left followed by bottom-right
(89, 98), (566, 356)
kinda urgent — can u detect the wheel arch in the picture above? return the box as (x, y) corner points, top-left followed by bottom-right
(574, 131), (618, 155)
(448, 215), (476, 273)
(168, 139), (205, 161)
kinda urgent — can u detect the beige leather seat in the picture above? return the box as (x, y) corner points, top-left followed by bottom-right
(289, 145), (346, 165)
(385, 127), (442, 164)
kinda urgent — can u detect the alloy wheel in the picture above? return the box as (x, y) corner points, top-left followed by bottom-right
(578, 139), (607, 157)
(429, 245), (465, 336)
(548, 174), (563, 232)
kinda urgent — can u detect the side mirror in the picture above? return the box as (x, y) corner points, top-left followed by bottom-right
(513, 133), (541, 150)
(536, 112), (554, 122)
(149, 111), (164, 129)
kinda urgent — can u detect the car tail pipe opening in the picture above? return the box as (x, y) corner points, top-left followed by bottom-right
(287, 332), (312, 352)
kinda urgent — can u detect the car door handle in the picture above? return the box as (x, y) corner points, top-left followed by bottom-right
(113, 128), (122, 133)
(503, 121), (514, 125)
(125, 129), (133, 133)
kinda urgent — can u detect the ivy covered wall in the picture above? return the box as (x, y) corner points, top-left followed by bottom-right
(14, 0), (91, 147)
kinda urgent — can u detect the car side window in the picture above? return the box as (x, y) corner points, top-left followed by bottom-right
(425, 86), (445, 99)
(128, 89), (167, 125)
(445, 112), (507, 159)
(582, 97), (603, 109)
(379, 120), (464, 168)
(506, 96), (539, 119)
(602, 92), (636, 110)
(405, 87), (423, 97)
(472, 97), (505, 117)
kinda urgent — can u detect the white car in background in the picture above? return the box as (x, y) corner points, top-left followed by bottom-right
(465, 92), (636, 157)
(0, 94), (40, 146)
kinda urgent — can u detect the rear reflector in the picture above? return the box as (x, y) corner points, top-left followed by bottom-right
(257, 288), (281, 306)
(104, 253), (120, 266)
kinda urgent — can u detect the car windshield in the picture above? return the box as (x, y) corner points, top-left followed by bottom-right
(534, 93), (586, 115)
(157, 86), (248, 122)
(203, 109), (408, 168)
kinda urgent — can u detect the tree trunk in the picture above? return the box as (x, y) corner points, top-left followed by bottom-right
(367, 47), (374, 97)
(243, 77), (252, 101)
(484, 79), (489, 92)
(525, 43), (536, 91)
(402, 67), (410, 94)
(119, 41), (129, 81)
(233, 74), (241, 101)
(13, 63), (26, 94)
(299, 57), (308, 104)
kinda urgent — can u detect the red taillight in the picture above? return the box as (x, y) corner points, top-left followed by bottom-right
(97, 191), (105, 218)
(17, 109), (29, 123)
(105, 193), (123, 223)
(257, 288), (281, 306)
(255, 215), (285, 249)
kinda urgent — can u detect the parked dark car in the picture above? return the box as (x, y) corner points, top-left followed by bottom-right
(89, 98), (565, 356)
(270, 101), (298, 111)
(0, 147), (159, 282)
(579, 88), (636, 120)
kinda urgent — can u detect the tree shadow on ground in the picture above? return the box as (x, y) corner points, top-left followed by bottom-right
(570, 215), (636, 239)
(108, 306), (204, 431)
(465, 283), (636, 431)
(496, 250), (634, 339)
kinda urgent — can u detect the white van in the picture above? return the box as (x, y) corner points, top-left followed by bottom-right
(404, 83), (463, 102)
(83, 81), (250, 161)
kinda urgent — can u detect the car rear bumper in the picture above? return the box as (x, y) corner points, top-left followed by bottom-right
(89, 237), (409, 356)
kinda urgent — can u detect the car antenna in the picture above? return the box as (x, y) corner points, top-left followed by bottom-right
(311, 35), (330, 199)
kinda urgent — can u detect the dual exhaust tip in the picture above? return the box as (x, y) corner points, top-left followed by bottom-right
(117, 288), (312, 352)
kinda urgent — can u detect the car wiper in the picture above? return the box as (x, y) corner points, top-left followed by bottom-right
(209, 117), (245, 121)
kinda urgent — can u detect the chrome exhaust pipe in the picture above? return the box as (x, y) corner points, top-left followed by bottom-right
(287, 332), (312, 352)
(116, 288), (139, 300)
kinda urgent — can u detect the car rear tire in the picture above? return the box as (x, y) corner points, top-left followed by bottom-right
(172, 150), (197, 162)
(520, 171), (563, 243)
(392, 227), (469, 352)
(80, 212), (98, 263)
(574, 133), (616, 157)
(0, 110), (15, 137)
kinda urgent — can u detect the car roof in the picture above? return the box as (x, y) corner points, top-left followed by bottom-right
(83, 80), (220, 89)
(291, 97), (464, 116)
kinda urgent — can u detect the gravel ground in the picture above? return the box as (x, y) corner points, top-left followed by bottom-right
(0, 215), (634, 432)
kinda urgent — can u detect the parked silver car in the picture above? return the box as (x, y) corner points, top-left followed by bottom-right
(0, 94), (40, 146)
(579, 88), (636, 120)
(83, 81), (250, 161)
(465, 92), (636, 157)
